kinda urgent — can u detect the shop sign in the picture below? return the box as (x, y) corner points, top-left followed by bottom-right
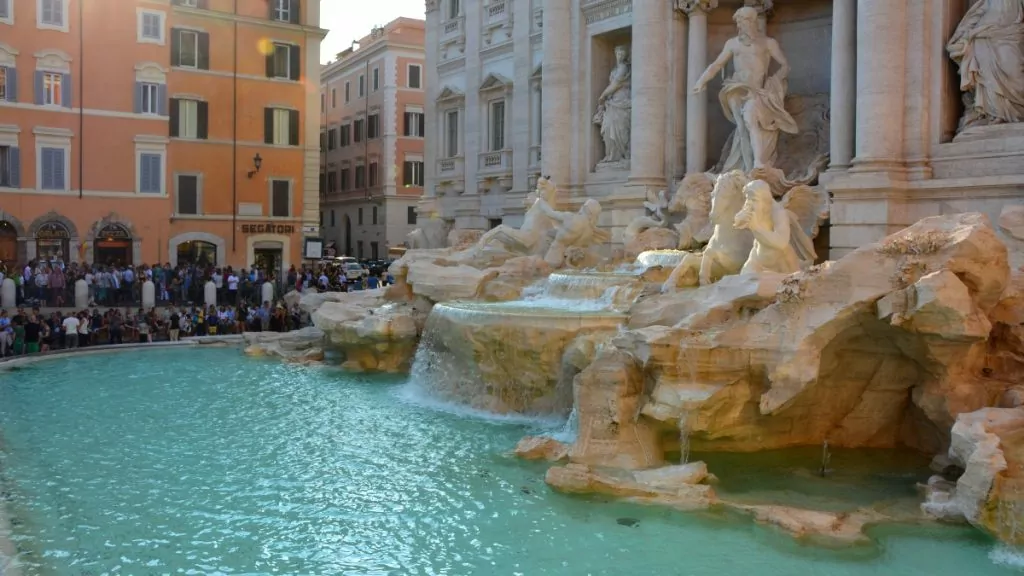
(97, 224), (131, 240)
(241, 224), (296, 234)
(36, 222), (70, 239)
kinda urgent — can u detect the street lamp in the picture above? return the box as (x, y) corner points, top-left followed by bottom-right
(247, 153), (263, 179)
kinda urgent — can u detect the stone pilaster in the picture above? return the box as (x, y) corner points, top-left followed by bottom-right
(682, 0), (716, 174)
(628, 0), (669, 187)
(670, 8), (688, 181)
(422, 0), (440, 206)
(541, 0), (572, 187)
(828, 0), (856, 170)
(302, 8), (328, 236)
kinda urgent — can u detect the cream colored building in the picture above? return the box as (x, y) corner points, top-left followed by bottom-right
(423, 0), (1024, 257)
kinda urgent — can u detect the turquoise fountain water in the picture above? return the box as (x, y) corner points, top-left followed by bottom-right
(0, 348), (1020, 575)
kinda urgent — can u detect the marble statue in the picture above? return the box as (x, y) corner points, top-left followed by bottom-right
(594, 45), (632, 166)
(692, 6), (797, 172)
(662, 170), (754, 291)
(733, 180), (822, 275)
(668, 172), (715, 250)
(462, 176), (559, 258)
(622, 189), (670, 246)
(947, 0), (1024, 130)
(538, 199), (610, 267)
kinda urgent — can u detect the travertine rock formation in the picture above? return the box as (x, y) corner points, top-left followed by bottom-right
(312, 293), (425, 373)
(243, 327), (326, 363)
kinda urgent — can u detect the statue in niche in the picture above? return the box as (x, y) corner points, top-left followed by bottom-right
(593, 45), (632, 166)
(662, 170), (754, 291)
(537, 199), (610, 267)
(733, 180), (826, 275)
(457, 176), (560, 260)
(947, 0), (1024, 131)
(692, 6), (798, 172)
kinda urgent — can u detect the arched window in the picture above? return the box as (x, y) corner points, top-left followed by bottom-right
(176, 240), (217, 266)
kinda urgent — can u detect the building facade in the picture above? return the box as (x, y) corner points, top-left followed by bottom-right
(318, 18), (426, 260)
(423, 0), (1024, 256)
(0, 0), (325, 273)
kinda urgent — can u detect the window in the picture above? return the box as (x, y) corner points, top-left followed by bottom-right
(327, 128), (337, 150)
(330, 210), (335, 227)
(358, 207), (364, 225)
(0, 145), (20, 188)
(0, 67), (8, 102)
(38, 72), (66, 107)
(137, 82), (162, 115)
(372, 67), (379, 92)
(403, 112), (425, 137)
(490, 100), (505, 151)
(408, 65), (421, 89)
(368, 114), (379, 139)
(319, 172), (325, 192)
(448, 0), (460, 20)
(38, 0), (66, 30)
(320, 93), (325, 112)
(331, 88), (336, 108)
(340, 167), (350, 191)
(176, 0), (199, 6)
(355, 165), (366, 189)
(177, 174), (199, 214)
(369, 162), (379, 187)
(170, 98), (208, 139)
(271, 180), (290, 217)
(445, 110), (459, 158)
(357, 240), (364, 259)
(265, 107), (299, 146)
(345, 81), (350, 102)
(403, 160), (424, 187)
(327, 170), (337, 192)
(372, 206), (379, 226)
(358, 75), (365, 97)
(138, 10), (165, 44)
(172, 28), (208, 69)
(488, 218), (503, 230)
(407, 206), (417, 225)
(138, 152), (162, 193)
(271, 0), (299, 24)
(340, 124), (351, 146)
(354, 119), (364, 143)
(371, 241), (378, 260)
(267, 43), (301, 81)
(39, 147), (66, 191)
(0, 0), (11, 23)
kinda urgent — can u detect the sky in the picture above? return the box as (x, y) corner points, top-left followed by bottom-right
(320, 0), (426, 63)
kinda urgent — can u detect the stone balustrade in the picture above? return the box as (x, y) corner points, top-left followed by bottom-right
(442, 16), (464, 42)
(437, 156), (465, 176)
(487, 0), (507, 23)
(478, 149), (513, 175)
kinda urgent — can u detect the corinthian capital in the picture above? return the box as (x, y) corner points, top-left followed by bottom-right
(676, 0), (718, 15)
(426, 0), (440, 13)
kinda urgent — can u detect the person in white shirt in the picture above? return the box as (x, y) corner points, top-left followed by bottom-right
(62, 315), (81, 348)
(226, 272), (239, 304)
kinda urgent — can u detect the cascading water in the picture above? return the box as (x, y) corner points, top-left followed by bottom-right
(678, 409), (694, 465)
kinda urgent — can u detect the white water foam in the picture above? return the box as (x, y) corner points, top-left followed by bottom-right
(989, 545), (1024, 572)
(395, 376), (566, 429)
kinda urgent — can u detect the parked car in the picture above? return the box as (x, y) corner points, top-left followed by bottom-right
(343, 262), (368, 281)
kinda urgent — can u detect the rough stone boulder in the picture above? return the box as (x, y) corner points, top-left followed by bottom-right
(513, 436), (570, 462)
(297, 290), (350, 315)
(569, 213), (1015, 464)
(243, 327), (326, 363)
(283, 289), (302, 310)
(624, 228), (678, 259)
(476, 256), (553, 302)
(312, 294), (425, 373)
(940, 407), (1024, 545)
(545, 462), (715, 511)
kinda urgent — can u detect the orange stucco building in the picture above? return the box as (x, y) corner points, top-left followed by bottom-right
(318, 18), (426, 260)
(0, 0), (325, 273)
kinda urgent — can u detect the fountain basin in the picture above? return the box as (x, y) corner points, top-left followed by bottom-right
(412, 301), (625, 414)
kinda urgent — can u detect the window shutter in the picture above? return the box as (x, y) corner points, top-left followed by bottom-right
(197, 101), (209, 139)
(403, 112), (410, 136)
(134, 82), (142, 114)
(403, 161), (411, 186)
(5, 67), (16, 102)
(289, 45), (301, 81)
(140, 154), (151, 192)
(34, 71), (43, 105)
(8, 147), (19, 188)
(61, 73), (71, 108)
(197, 32), (210, 70)
(265, 50), (275, 78)
(170, 29), (181, 66)
(54, 149), (65, 190)
(264, 108), (274, 144)
(288, 109), (299, 146)
(169, 98), (180, 137)
(151, 155), (162, 192)
(157, 84), (168, 116)
(289, 0), (301, 24)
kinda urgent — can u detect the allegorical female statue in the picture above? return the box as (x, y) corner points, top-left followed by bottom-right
(593, 45), (632, 165)
(947, 0), (1024, 130)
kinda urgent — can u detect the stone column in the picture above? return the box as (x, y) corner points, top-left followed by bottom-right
(628, 0), (670, 187)
(422, 0), (441, 205)
(670, 7), (688, 180)
(683, 0), (717, 174)
(828, 0), (856, 170)
(851, 0), (907, 173)
(541, 0), (572, 187)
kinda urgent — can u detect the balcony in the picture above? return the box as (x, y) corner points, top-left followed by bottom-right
(441, 16), (464, 42)
(437, 156), (465, 177)
(478, 149), (513, 176)
(486, 0), (508, 24)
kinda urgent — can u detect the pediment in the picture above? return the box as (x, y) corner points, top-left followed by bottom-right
(436, 85), (465, 103)
(479, 72), (512, 92)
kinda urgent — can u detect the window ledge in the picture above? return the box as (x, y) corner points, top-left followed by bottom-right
(36, 22), (69, 33)
(138, 37), (166, 46)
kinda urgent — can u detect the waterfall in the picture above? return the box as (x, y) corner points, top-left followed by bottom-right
(635, 250), (688, 270)
(678, 408), (694, 465)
